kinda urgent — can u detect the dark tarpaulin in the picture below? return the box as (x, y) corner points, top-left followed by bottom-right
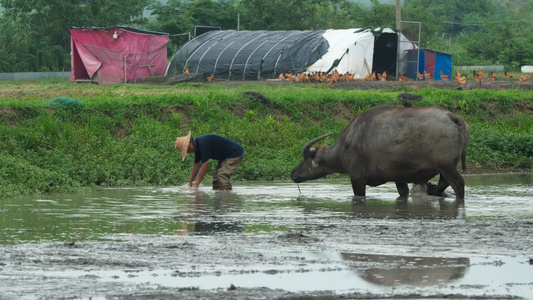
(167, 30), (329, 80)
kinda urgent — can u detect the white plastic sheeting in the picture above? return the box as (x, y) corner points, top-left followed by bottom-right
(167, 28), (416, 80)
(305, 28), (376, 79)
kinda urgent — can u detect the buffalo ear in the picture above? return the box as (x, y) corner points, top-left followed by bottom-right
(303, 147), (317, 159)
(311, 159), (318, 168)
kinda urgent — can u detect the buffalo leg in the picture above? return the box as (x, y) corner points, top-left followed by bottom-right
(395, 182), (409, 197)
(439, 167), (465, 200)
(426, 175), (450, 196)
(350, 178), (366, 196)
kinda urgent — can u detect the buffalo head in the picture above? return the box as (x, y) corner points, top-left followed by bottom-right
(291, 133), (334, 183)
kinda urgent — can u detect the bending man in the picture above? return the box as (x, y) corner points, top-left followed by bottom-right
(175, 131), (244, 190)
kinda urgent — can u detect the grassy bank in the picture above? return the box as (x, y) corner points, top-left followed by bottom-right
(0, 80), (532, 198)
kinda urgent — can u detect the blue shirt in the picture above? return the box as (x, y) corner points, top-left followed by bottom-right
(194, 134), (244, 164)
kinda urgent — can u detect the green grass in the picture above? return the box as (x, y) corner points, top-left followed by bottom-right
(0, 80), (532, 198)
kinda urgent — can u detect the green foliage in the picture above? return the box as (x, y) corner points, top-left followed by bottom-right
(0, 0), (152, 72)
(1, 0), (532, 71)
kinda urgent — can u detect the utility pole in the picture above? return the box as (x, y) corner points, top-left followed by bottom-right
(396, 0), (401, 30)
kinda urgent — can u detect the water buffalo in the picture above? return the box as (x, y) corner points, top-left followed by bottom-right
(291, 105), (470, 200)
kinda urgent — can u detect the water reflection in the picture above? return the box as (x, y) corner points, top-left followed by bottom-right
(0, 174), (531, 244)
(342, 253), (469, 287)
(182, 190), (242, 215)
(177, 190), (244, 235)
(350, 196), (465, 219)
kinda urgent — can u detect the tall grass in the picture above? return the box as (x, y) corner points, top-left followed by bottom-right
(0, 81), (532, 197)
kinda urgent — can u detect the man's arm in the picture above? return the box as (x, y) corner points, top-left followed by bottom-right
(192, 161), (209, 188)
(188, 162), (201, 187)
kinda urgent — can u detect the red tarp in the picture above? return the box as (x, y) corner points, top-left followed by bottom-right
(70, 27), (169, 84)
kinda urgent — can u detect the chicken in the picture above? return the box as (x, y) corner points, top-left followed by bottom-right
(473, 70), (484, 86)
(377, 71), (387, 81)
(363, 72), (372, 81)
(488, 72), (497, 81)
(320, 72), (329, 82)
(440, 71), (450, 81)
(343, 72), (355, 81)
(328, 81), (335, 88)
(183, 69), (190, 76)
(499, 86), (505, 91)
(455, 74), (467, 85)
(519, 75), (529, 82)
(330, 70), (340, 83)
(207, 74), (214, 82)
(504, 71), (514, 79)
(279, 73), (286, 80)
(473, 70), (484, 80)
(299, 73), (308, 83)
(424, 71), (431, 80)
(417, 71), (425, 81)
(285, 73), (296, 82)
(399, 75), (409, 82)
(456, 69), (462, 77)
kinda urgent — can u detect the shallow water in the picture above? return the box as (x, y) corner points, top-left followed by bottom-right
(1, 174), (531, 244)
(1, 174), (532, 298)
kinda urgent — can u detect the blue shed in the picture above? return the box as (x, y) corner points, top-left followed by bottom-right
(406, 48), (452, 81)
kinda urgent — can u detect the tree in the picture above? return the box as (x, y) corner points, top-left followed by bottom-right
(346, 0), (395, 29)
(0, 0), (152, 72)
(145, 0), (239, 55)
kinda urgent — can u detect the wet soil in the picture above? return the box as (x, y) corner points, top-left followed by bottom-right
(1, 186), (532, 299)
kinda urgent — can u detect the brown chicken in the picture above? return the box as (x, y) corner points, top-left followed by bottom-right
(299, 73), (309, 83)
(488, 72), (497, 81)
(504, 71), (514, 79)
(343, 72), (355, 81)
(519, 75), (529, 82)
(399, 75), (409, 82)
(473, 70), (484, 86)
(424, 71), (431, 80)
(440, 71), (450, 81)
(279, 73), (286, 80)
(207, 74), (214, 82)
(330, 70), (340, 83)
(378, 71), (387, 81)
(184, 69), (190, 76)
(363, 72), (373, 81)
(417, 71), (424, 81)
(473, 70), (484, 80)
(455, 74), (467, 85)
(285, 73), (297, 82)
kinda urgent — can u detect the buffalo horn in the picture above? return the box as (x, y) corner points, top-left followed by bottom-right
(302, 133), (334, 158)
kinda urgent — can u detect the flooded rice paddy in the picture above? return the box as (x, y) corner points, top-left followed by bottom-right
(0, 173), (532, 299)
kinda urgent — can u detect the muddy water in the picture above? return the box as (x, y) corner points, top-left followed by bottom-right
(0, 173), (532, 299)
(2, 174), (531, 244)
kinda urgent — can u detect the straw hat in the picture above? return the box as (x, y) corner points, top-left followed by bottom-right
(175, 130), (191, 161)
